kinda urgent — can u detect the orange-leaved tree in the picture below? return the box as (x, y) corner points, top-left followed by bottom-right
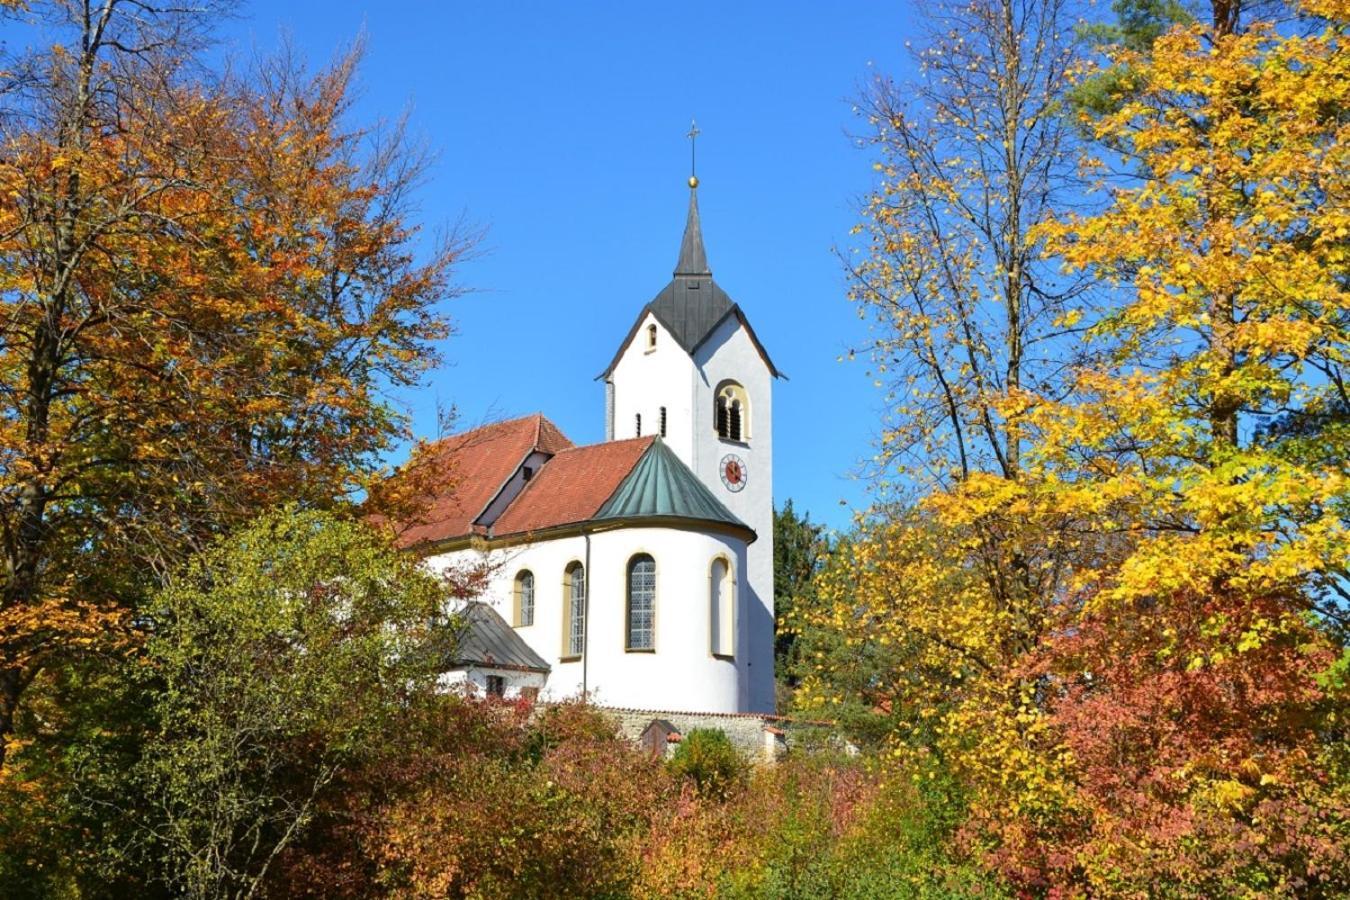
(0, 1), (467, 766)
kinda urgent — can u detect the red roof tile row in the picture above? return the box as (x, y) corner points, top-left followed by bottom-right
(394, 414), (573, 548)
(393, 414), (655, 548)
(493, 436), (653, 535)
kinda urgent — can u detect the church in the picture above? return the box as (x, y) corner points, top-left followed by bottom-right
(399, 175), (781, 716)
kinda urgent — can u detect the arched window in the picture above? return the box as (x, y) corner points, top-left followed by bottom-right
(647, 323), (658, 349)
(513, 570), (534, 627)
(715, 382), (749, 442)
(627, 554), (656, 651)
(635, 413), (642, 437)
(710, 557), (734, 658)
(659, 406), (667, 437)
(563, 562), (586, 658)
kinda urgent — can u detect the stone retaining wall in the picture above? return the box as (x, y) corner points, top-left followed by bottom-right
(598, 706), (837, 762)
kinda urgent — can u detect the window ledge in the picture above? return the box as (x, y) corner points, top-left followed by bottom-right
(625, 647), (656, 654)
(559, 655), (581, 664)
(712, 653), (735, 661)
(717, 437), (751, 449)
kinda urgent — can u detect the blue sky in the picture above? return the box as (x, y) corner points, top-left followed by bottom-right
(219, 2), (922, 531)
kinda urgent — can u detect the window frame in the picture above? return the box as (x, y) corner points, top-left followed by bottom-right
(714, 381), (750, 443)
(625, 553), (657, 652)
(709, 555), (736, 659)
(561, 561), (586, 661)
(513, 569), (535, 627)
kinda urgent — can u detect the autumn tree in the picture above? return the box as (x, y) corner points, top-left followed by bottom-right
(967, 0), (1350, 887)
(128, 508), (453, 900)
(0, 1), (466, 765)
(846, 0), (1088, 485)
(807, 0), (1096, 777)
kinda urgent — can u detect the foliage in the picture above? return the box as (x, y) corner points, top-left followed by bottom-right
(0, 0), (467, 766)
(822, 0), (1350, 894)
(269, 698), (672, 900)
(845, 0), (1089, 485)
(637, 756), (997, 899)
(773, 499), (830, 703)
(127, 507), (454, 900)
(667, 728), (748, 800)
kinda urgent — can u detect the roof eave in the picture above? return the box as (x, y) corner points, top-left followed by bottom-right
(690, 305), (785, 379)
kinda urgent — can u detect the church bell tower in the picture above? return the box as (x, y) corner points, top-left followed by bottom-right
(598, 148), (782, 712)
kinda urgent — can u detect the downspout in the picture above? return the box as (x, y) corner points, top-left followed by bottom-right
(581, 528), (592, 702)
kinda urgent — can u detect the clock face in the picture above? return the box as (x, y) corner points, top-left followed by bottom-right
(720, 454), (748, 493)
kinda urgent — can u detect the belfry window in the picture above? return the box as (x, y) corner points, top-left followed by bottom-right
(647, 323), (658, 350)
(564, 562), (586, 658)
(659, 406), (667, 438)
(635, 413), (641, 437)
(627, 554), (655, 651)
(715, 382), (749, 442)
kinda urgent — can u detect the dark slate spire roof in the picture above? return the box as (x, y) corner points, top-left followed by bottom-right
(446, 601), (551, 673)
(674, 188), (711, 276)
(594, 438), (753, 538)
(598, 186), (783, 380)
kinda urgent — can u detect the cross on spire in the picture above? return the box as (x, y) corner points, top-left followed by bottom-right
(686, 118), (701, 188)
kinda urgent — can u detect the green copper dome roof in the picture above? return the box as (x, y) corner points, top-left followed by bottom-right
(594, 438), (753, 539)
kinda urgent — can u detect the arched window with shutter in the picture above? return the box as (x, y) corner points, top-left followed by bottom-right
(627, 554), (656, 651)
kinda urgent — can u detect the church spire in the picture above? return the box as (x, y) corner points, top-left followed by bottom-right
(675, 119), (711, 277)
(674, 186), (711, 276)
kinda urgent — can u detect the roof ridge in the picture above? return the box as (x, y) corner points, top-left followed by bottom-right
(551, 434), (654, 455)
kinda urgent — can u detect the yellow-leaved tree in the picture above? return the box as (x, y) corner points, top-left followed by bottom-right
(807, 0), (1350, 892)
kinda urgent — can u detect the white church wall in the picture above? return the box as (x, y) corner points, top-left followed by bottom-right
(425, 524), (750, 714)
(694, 315), (776, 713)
(608, 312), (698, 459)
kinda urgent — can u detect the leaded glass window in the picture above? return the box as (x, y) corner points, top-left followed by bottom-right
(567, 563), (586, 657)
(515, 570), (534, 627)
(627, 555), (655, 651)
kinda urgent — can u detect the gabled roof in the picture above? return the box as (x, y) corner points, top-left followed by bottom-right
(598, 187), (782, 380)
(594, 438), (749, 534)
(394, 425), (756, 548)
(446, 602), (551, 673)
(492, 436), (654, 536)
(394, 414), (573, 548)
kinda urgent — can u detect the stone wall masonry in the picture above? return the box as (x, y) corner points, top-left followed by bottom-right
(597, 705), (839, 763)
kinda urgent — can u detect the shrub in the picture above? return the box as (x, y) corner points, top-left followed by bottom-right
(667, 728), (747, 799)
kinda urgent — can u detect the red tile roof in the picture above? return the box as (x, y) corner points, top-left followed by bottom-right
(395, 414), (573, 548)
(492, 436), (655, 536)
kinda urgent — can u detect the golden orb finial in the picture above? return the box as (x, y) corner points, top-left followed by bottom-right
(688, 175), (699, 189)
